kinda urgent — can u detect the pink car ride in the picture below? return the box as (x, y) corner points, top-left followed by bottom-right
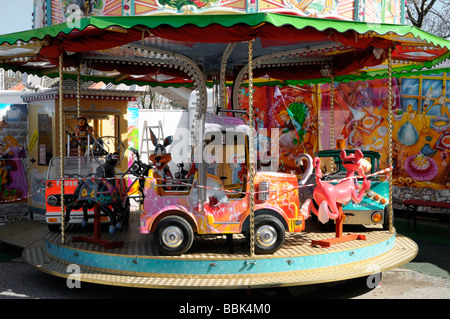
(139, 114), (309, 256)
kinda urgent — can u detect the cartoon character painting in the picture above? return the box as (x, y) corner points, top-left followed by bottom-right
(268, 86), (316, 172)
(0, 135), (28, 198)
(158, 0), (216, 11)
(64, 0), (103, 17)
(278, 110), (300, 150)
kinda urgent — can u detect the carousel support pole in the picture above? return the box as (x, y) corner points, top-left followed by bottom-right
(77, 62), (82, 173)
(330, 63), (335, 150)
(59, 54), (66, 245)
(329, 64), (336, 173)
(248, 40), (255, 257)
(387, 47), (394, 233)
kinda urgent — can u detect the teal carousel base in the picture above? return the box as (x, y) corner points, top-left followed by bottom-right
(22, 215), (418, 289)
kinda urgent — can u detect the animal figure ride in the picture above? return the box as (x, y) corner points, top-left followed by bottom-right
(148, 130), (173, 188)
(64, 152), (129, 235)
(301, 149), (372, 247)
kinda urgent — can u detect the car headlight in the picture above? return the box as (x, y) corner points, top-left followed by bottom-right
(46, 195), (58, 206)
(371, 211), (383, 223)
(258, 180), (270, 201)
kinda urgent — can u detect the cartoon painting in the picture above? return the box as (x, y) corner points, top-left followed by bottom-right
(395, 73), (450, 189)
(127, 107), (140, 194)
(63, 0), (104, 17)
(158, 0), (217, 11)
(319, 74), (450, 189)
(39, 0), (402, 25)
(48, 0), (108, 25)
(127, 108), (139, 150)
(236, 85), (318, 173)
(283, 0), (338, 17)
(0, 104), (28, 203)
(330, 78), (398, 155)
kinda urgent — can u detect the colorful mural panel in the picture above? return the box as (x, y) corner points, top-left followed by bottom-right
(395, 73), (450, 189)
(320, 78), (399, 165)
(37, 0), (403, 27)
(319, 75), (450, 190)
(237, 76), (448, 190)
(50, 0), (121, 25)
(236, 85), (319, 173)
(0, 104), (28, 204)
(127, 107), (140, 193)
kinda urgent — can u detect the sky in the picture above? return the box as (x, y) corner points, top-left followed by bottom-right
(0, 1), (34, 34)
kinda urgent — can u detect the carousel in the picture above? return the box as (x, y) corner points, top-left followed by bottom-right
(1, 12), (449, 289)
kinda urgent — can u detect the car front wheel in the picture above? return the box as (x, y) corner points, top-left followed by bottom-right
(251, 214), (286, 254)
(153, 215), (194, 256)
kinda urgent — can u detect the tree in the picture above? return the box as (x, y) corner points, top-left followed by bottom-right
(138, 86), (173, 109)
(406, 0), (450, 39)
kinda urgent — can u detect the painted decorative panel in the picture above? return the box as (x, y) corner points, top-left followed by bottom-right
(34, 0), (403, 27)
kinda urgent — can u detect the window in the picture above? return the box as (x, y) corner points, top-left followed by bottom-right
(38, 113), (53, 165)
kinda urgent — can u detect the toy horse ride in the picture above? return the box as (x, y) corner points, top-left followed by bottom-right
(301, 149), (372, 247)
(63, 144), (155, 234)
(64, 152), (129, 235)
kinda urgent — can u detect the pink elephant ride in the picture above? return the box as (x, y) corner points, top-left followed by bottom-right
(301, 149), (371, 247)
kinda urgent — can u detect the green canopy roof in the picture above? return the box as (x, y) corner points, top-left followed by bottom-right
(0, 13), (449, 87)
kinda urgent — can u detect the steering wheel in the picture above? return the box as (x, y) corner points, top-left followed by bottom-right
(64, 173), (82, 178)
(322, 174), (334, 181)
(92, 136), (126, 167)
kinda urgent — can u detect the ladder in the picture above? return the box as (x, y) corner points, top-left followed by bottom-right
(140, 120), (164, 162)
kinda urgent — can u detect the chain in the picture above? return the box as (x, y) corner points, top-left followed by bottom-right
(59, 54), (66, 245)
(387, 47), (394, 233)
(248, 40), (255, 257)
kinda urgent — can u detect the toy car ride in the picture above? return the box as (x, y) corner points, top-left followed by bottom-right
(139, 114), (307, 256)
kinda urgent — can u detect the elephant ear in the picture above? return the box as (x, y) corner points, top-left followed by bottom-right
(318, 201), (330, 224)
(354, 149), (364, 160)
(339, 149), (347, 161)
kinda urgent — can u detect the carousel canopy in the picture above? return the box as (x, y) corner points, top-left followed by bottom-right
(1, 13), (450, 87)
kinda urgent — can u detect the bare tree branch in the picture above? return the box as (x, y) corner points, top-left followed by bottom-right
(423, 0), (438, 16)
(406, 0), (450, 38)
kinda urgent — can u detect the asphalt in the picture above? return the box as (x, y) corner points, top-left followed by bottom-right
(394, 216), (450, 279)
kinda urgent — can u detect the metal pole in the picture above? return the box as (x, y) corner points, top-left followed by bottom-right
(387, 47), (394, 233)
(248, 40), (255, 257)
(59, 54), (66, 244)
(330, 63), (335, 150)
(77, 62), (81, 174)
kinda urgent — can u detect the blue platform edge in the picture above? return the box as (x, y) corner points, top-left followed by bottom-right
(44, 235), (395, 275)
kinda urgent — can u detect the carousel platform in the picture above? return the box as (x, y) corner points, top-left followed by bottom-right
(0, 219), (47, 248)
(20, 210), (418, 289)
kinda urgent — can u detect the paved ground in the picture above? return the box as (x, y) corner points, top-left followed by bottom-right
(0, 213), (449, 302)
